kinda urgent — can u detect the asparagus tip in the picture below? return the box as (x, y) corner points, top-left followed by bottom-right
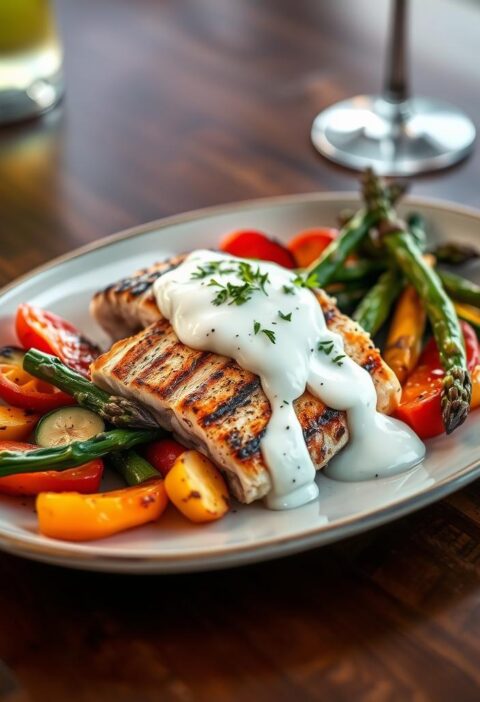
(441, 367), (472, 435)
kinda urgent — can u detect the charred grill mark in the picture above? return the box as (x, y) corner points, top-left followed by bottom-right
(302, 407), (342, 442)
(200, 378), (261, 427)
(154, 351), (212, 399)
(110, 323), (170, 381)
(363, 355), (380, 374)
(180, 361), (232, 408)
(132, 345), (180, 385)
(234, 428), (267, 460)
(97, 258), (184, 297)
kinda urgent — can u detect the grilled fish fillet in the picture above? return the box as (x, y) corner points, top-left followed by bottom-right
(91, 320), (349, 504)
(90, 258), (401, 415)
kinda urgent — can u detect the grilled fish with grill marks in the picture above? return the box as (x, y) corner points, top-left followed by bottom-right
(91, 320), (349, 503)
(90, 258), (401, 415)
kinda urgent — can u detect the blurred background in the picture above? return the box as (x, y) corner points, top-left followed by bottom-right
(0, 0), (479, 284)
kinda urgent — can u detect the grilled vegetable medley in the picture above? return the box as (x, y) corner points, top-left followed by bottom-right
(1, 170), (479, 542)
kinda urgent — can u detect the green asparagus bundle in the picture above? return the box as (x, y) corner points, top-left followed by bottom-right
(24, 349), (159, 429)
(362, 169), (471, 434)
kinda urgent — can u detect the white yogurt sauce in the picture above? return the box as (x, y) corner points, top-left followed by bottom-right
(153, 250), (425, 510)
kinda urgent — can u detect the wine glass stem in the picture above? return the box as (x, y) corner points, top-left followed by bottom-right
(383, 0), (409, 103)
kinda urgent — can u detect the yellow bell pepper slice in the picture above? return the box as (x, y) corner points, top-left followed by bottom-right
(165, 450), (230, 523)
(384, 285), (427, 384)
(0, 406), (39, 441)
(471, 365), (480, 410)
(37, 479), (168, 541)
(454, 301), (480, 330)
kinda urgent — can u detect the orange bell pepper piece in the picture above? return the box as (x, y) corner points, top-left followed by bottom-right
(37, 479), (168, 541)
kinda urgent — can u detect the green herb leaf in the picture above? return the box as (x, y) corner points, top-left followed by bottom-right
(253, 320), (261, 335)
(318, 340), (334, 355)
(261, 329), (276, 344)
(278, 310), (292, 322)
(282, 285), (295, 295)
(332, 354), (346, 367)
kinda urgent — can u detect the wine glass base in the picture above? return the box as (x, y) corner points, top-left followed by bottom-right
(311, 96), (476, 176)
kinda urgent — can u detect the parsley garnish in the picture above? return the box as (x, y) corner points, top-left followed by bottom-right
(318, 341), (346, 366)
(253, 320), (261, 335)
(282, 285), (295, 295)
(318, 340), (334, 355)
(261, 329), (276, 344)
(194, 260), (271, 307)
(278, 310), (292, 322)
(191, 261), (235, 279)
(293, 272), (318, 289)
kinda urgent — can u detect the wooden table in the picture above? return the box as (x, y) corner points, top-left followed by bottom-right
(1, 1), (480, 699)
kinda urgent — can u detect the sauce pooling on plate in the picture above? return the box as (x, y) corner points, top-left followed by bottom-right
(154, 250), (425, 510)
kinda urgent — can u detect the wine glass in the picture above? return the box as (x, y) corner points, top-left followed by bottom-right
(311, 0), (476, 176)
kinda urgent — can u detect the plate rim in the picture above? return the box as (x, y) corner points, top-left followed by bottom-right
(2, 190), (480, 572)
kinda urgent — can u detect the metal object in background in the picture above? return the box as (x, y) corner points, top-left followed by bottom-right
(311, 0), (476, 175)
(0, 0), (64, 125)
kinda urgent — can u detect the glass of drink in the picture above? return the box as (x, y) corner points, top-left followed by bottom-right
(0, 0), (64, 125)
(311, 0), (476, 176)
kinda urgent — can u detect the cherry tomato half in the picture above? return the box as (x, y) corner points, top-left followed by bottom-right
(287, 227), (338, 268)
(219, 230), (295, 269)
(143, 438), (186, 478)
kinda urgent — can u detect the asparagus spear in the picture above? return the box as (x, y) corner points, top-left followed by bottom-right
(305, 201), (380, 288)
(109, 450), (158, 486)
(329, 259), (385, 284)
(363, 169), (471, 434)
(353, 267), (403, 336)
(0, 429), (162, 477)
(406, 212), (427, 251)
(23, 349), (158, 429)
(432, 242), (480, 265)
(437, 269), (480, 307)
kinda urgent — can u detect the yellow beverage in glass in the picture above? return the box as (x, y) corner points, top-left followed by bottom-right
(0, 0), (63, 123)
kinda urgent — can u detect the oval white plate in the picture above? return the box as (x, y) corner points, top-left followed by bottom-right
(1, 193), (480, 573)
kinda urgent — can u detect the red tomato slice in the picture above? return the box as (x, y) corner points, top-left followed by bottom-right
(0, 363), (74, 412)
(219, 230), (295, 269)
(287, 228), (338, 268)
(143, 439), (186, 478)
(395, 321), (479, 439)
(0, 441), (103, 495)
(16, 304), (100, 378)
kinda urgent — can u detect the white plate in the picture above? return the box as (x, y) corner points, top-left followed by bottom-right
(1, 193), (480, 573)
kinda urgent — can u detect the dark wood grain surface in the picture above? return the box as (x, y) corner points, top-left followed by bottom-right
(1, 0), (480, 700)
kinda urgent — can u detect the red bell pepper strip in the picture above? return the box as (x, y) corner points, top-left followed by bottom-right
(219, 230), (295, 269)
(16, 304), (100, 378)
(0, 363), (74, 412)
(0, 441), (104, 495)
(395, 321), (479, 439)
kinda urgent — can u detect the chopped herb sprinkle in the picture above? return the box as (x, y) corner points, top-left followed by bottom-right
(278, 310), (292, 321)
(193, 260), (271, 307)
(261, 329), (276, 344)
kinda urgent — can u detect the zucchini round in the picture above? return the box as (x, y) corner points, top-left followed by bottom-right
(35, 407), (105, 448)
